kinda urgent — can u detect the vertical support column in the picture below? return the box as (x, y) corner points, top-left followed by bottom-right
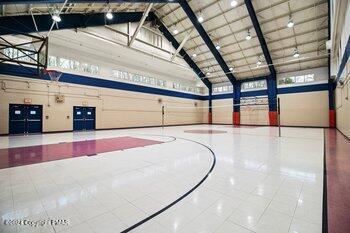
(267, 76), (278, 126)
(208, 85), (212, 124)
(233, 81), (241, 125)
(328, 78), (336, 128)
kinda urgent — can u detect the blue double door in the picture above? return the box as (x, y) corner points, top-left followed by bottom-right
(73, 106), (95, 131)
(9, 104), (43, 134)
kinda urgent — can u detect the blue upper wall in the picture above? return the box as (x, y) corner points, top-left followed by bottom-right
(0, 64), (207, 100)
(0, 64), (329, 101)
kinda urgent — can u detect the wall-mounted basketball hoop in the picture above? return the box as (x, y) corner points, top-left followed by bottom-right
(42, 69), (62, 82)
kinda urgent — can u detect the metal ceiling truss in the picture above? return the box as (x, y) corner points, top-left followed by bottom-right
(206, 49), (328, 78)
(0, 12), (157, 35)
(0, 0), (178, 4)
(179, 0), (236, 85)
(156, 18), (211, 88)
(0, 8), (211, 88)
(195, 26), (329, 64)
(200, 38), (329, 71)
(185, 4), (327, 52)
(240, 0), (273, 77)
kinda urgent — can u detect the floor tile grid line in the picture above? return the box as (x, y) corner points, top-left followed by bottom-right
(234, 132), (324, 140)
(27, 164), (81, 232)
(68, 136), (210, 232)
(46, 170), (125, 232)
(26, 166), (58, 233)
(119, 136), (217, 233)
(33, 158), (115, 232)
(219, 128), (324, 141)
(225, 161), (300, 232)
(286, 182), (305, 233)
(210, 195), (255, 233)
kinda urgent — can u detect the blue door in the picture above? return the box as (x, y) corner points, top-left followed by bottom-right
(9, 104), (26, 134)
(73, 106), (85, 131)
(73, 106), (95, 131)
(85, 107), (95, 130)
(27, 105), (42, 134)
(9, 104), (42, 134)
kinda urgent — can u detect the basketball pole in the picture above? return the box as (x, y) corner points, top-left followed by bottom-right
(277, 97), (281, 137)
(162, 106), (165, 129)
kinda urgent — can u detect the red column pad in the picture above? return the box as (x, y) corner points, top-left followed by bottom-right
(269, 111), (278, 126)
(329, 110), (336, 128)
(233, 112), (240, 125)
(208, 112), (212, 124)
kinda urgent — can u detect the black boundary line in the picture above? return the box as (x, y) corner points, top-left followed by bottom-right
(323, 129), (328, 233)
(120, 136), (216, 233)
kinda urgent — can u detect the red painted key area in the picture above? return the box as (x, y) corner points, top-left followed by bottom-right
(0, 136), (162, 169)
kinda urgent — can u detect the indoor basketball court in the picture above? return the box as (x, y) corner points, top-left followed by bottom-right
(0, 1), (349, 233)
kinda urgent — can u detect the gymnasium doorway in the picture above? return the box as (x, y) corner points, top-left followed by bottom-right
(9, 104), (43, 134)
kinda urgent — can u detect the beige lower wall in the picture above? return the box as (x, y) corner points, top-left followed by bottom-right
(212, 99), (232, 124)
(278, 91), (329, 127)
(211, 92), (329, 127)
(240, 106), (269, 125)
(335, 78), (350, 138)
(0, 75), (332, 134)
(0, 75), (205, 134)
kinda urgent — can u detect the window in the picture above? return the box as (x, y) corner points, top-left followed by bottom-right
(172, 82), (200, 94)
(48, 56), (58, 67)
(296, 76), (304, 83)
(3, 48), (37, 63)
(278, 74), (315, 85)
(173, 82), (181, 89)
(112, 69), (120, 78)
(111, 69), (168, 89)
(241, 80), (267, 91)
(213, 84), (233, 94)
(305, 74), (315, 82)
(59, 58), (71, 69)
(72, 60), (80, 71)
(81, 63), (91, 73)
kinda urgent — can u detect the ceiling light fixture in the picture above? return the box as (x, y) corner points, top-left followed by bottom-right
(106, 8), (113, 20)
(206, 72), (211, 76)
(52, 10), (61, 22)
(173, 27), (179, 35)
(231, 0), (238, 7)
(197, 12), (204, 23)
(246, 29), (252, 40)
(215, 43), (220, 50)
(257, 57), (262, 66)
(293, 47), (300, 58)
(229, 67), (234, 71)
(287, 16), (294, 28)
(192, 53), (197, 58)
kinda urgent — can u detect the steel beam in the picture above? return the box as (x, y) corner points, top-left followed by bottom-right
(128, 3), (153, 47)
(170, 29), (193, 61)
(0, 0), (177, 4)
(179, 0), (236, 84)
(244, 0), (275, 76)
(157, 18), (211, 88)
(0, 12), (156, 35)
(185, 1), (327, 50)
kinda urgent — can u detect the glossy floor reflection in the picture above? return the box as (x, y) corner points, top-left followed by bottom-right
(0, 125), (324, 233)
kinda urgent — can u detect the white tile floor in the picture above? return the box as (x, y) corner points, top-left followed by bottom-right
(0, 125), (324, 233)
